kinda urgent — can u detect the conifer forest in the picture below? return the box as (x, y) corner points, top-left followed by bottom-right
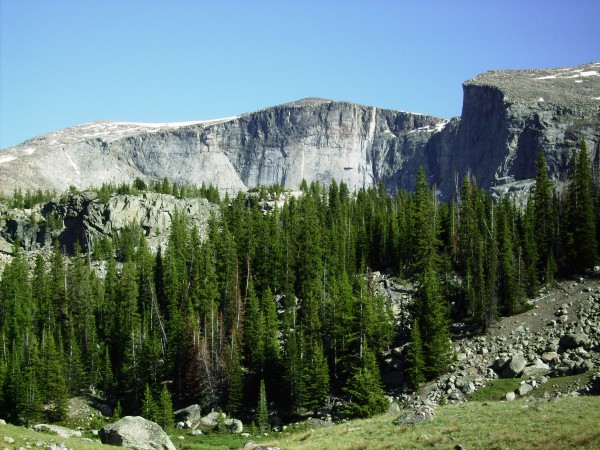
(0, 142), (598, 426)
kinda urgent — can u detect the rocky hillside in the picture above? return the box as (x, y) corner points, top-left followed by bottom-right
(378, 273), (600, 407)
(1, 63), (598, 200)
(0, 192), (219, 256)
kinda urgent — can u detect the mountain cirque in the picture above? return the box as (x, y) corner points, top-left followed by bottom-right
(1, 63), (599, 199)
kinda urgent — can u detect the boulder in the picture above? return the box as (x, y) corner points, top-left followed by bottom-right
(224, 418), (243, 434)
(505, 392), (516, 401)
(518, 383), (533, 396)
(559, 334), (589, 350)
(522, 358), (550, 377)
(501, 353), (527, 378)
(200, 411), (224, 430)
(393, 406), (436, 426)
(174, 404), (203, 424)
(99, 416), (176, 450)
(541, 351), (559, 364)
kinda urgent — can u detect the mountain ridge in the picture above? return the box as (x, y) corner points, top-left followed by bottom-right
(1, 62), (599, 199)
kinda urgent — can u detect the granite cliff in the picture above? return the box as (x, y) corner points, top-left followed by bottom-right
(1, 63), (599, 200)
(449, 62), (600, 198)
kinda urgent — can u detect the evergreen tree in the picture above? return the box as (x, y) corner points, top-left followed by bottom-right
(141, 383), (158, 422)
(497, 199), (520, 314)
(405, 320), (425, 391)
(342, 350), (388, 419)
(226, 343), (243, 416)
(300, 341), (330, 412)
(41, 330), (69, 422)
(411, 167), (439, 275)
(416, 262), (451, 379)
(566, 141), (598, 273)
(157, 384), (174, 430)
(111, 400), (123, 422)
(256, 379), (269, 432)
(532, 151), (556, 282)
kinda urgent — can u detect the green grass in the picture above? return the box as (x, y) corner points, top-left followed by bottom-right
(468, 378), (522, 401)
(530, 372), (595, 398)
(169, 428), (268, 449)
(3, 394), (600, 449)
(254, 396), (600, 450)
(0, 422), (122, 450)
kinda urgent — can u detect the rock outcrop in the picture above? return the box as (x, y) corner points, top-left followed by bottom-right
(0, 192), (219, 254)
(99, 416), (175, 450)
(446, 62), (600, 199)
(1, 63), (598, 201)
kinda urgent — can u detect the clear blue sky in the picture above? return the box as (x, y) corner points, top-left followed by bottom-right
(1, 0), (599, 149)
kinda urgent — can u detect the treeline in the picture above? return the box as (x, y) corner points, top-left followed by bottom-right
(2, 177), (222, 209)
(94, 177), (221, 204)
(7, 188), (58, 209)
(0, 141), (598, 426)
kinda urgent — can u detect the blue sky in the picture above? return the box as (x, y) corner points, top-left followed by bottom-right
(1, 0), (599, 149)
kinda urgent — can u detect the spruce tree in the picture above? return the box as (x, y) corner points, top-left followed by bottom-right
(411, 167), (439, 276)
(257, 379), (269, 432)
(567, 141), (598, 273)
(299, 341), (330, 412)
(405, 320), (425, 391)
(342, 350), (388, 419)
(141, 383), (158, 422)
(532, 151), (556, 282)
(416, 261), (451, 379)
(42, 330), (69, 422)
(157, 384), (174, 430)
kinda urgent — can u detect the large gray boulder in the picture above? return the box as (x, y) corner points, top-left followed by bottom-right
(522, 358), (550, 377)
(559, 333), (589, 350)
(501, 353), (527, 378)
(224, 418), (244, 434)
(392, 406), (436, 426)
(200, 411), (224, 430)
(99, 416), (175, 450)
(174, 404), (203, 424)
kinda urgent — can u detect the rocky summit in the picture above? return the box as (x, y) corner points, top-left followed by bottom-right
(0, 63), (599, 199)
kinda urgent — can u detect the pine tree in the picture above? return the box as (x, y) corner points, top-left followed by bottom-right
(342, 350), (388, 419)
(157, 384), (174, 430)
(257, 379), (269, 432)
(497, 199), (519, 315)
(111, 400), (122, 422)
(411, 167), (439, 275)
(532, 151), (556, 282)
(566, 140), (598, 273)
(243, 278), (265, 374)
(405, 320), (425, 391)
(16, 330), (42, 425)
(299, 341), (330, 412)
(141, 383), (158, 422)
(226, 344), (243, 416)
(42, 330), (69, 422)
(416, 261), (451, 379)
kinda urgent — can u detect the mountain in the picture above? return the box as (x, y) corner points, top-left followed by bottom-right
(1, 63), (599, 199)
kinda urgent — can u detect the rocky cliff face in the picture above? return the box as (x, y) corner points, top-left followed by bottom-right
(0, 98), (448, 197)
(448, 63), (600, 198)
(0, 192), (219, 255)
(1, 63), (598, 200)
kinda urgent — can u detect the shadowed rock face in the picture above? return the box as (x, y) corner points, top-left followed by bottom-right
(448, 62), (600, 198)
(1, 63), (599, 199)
